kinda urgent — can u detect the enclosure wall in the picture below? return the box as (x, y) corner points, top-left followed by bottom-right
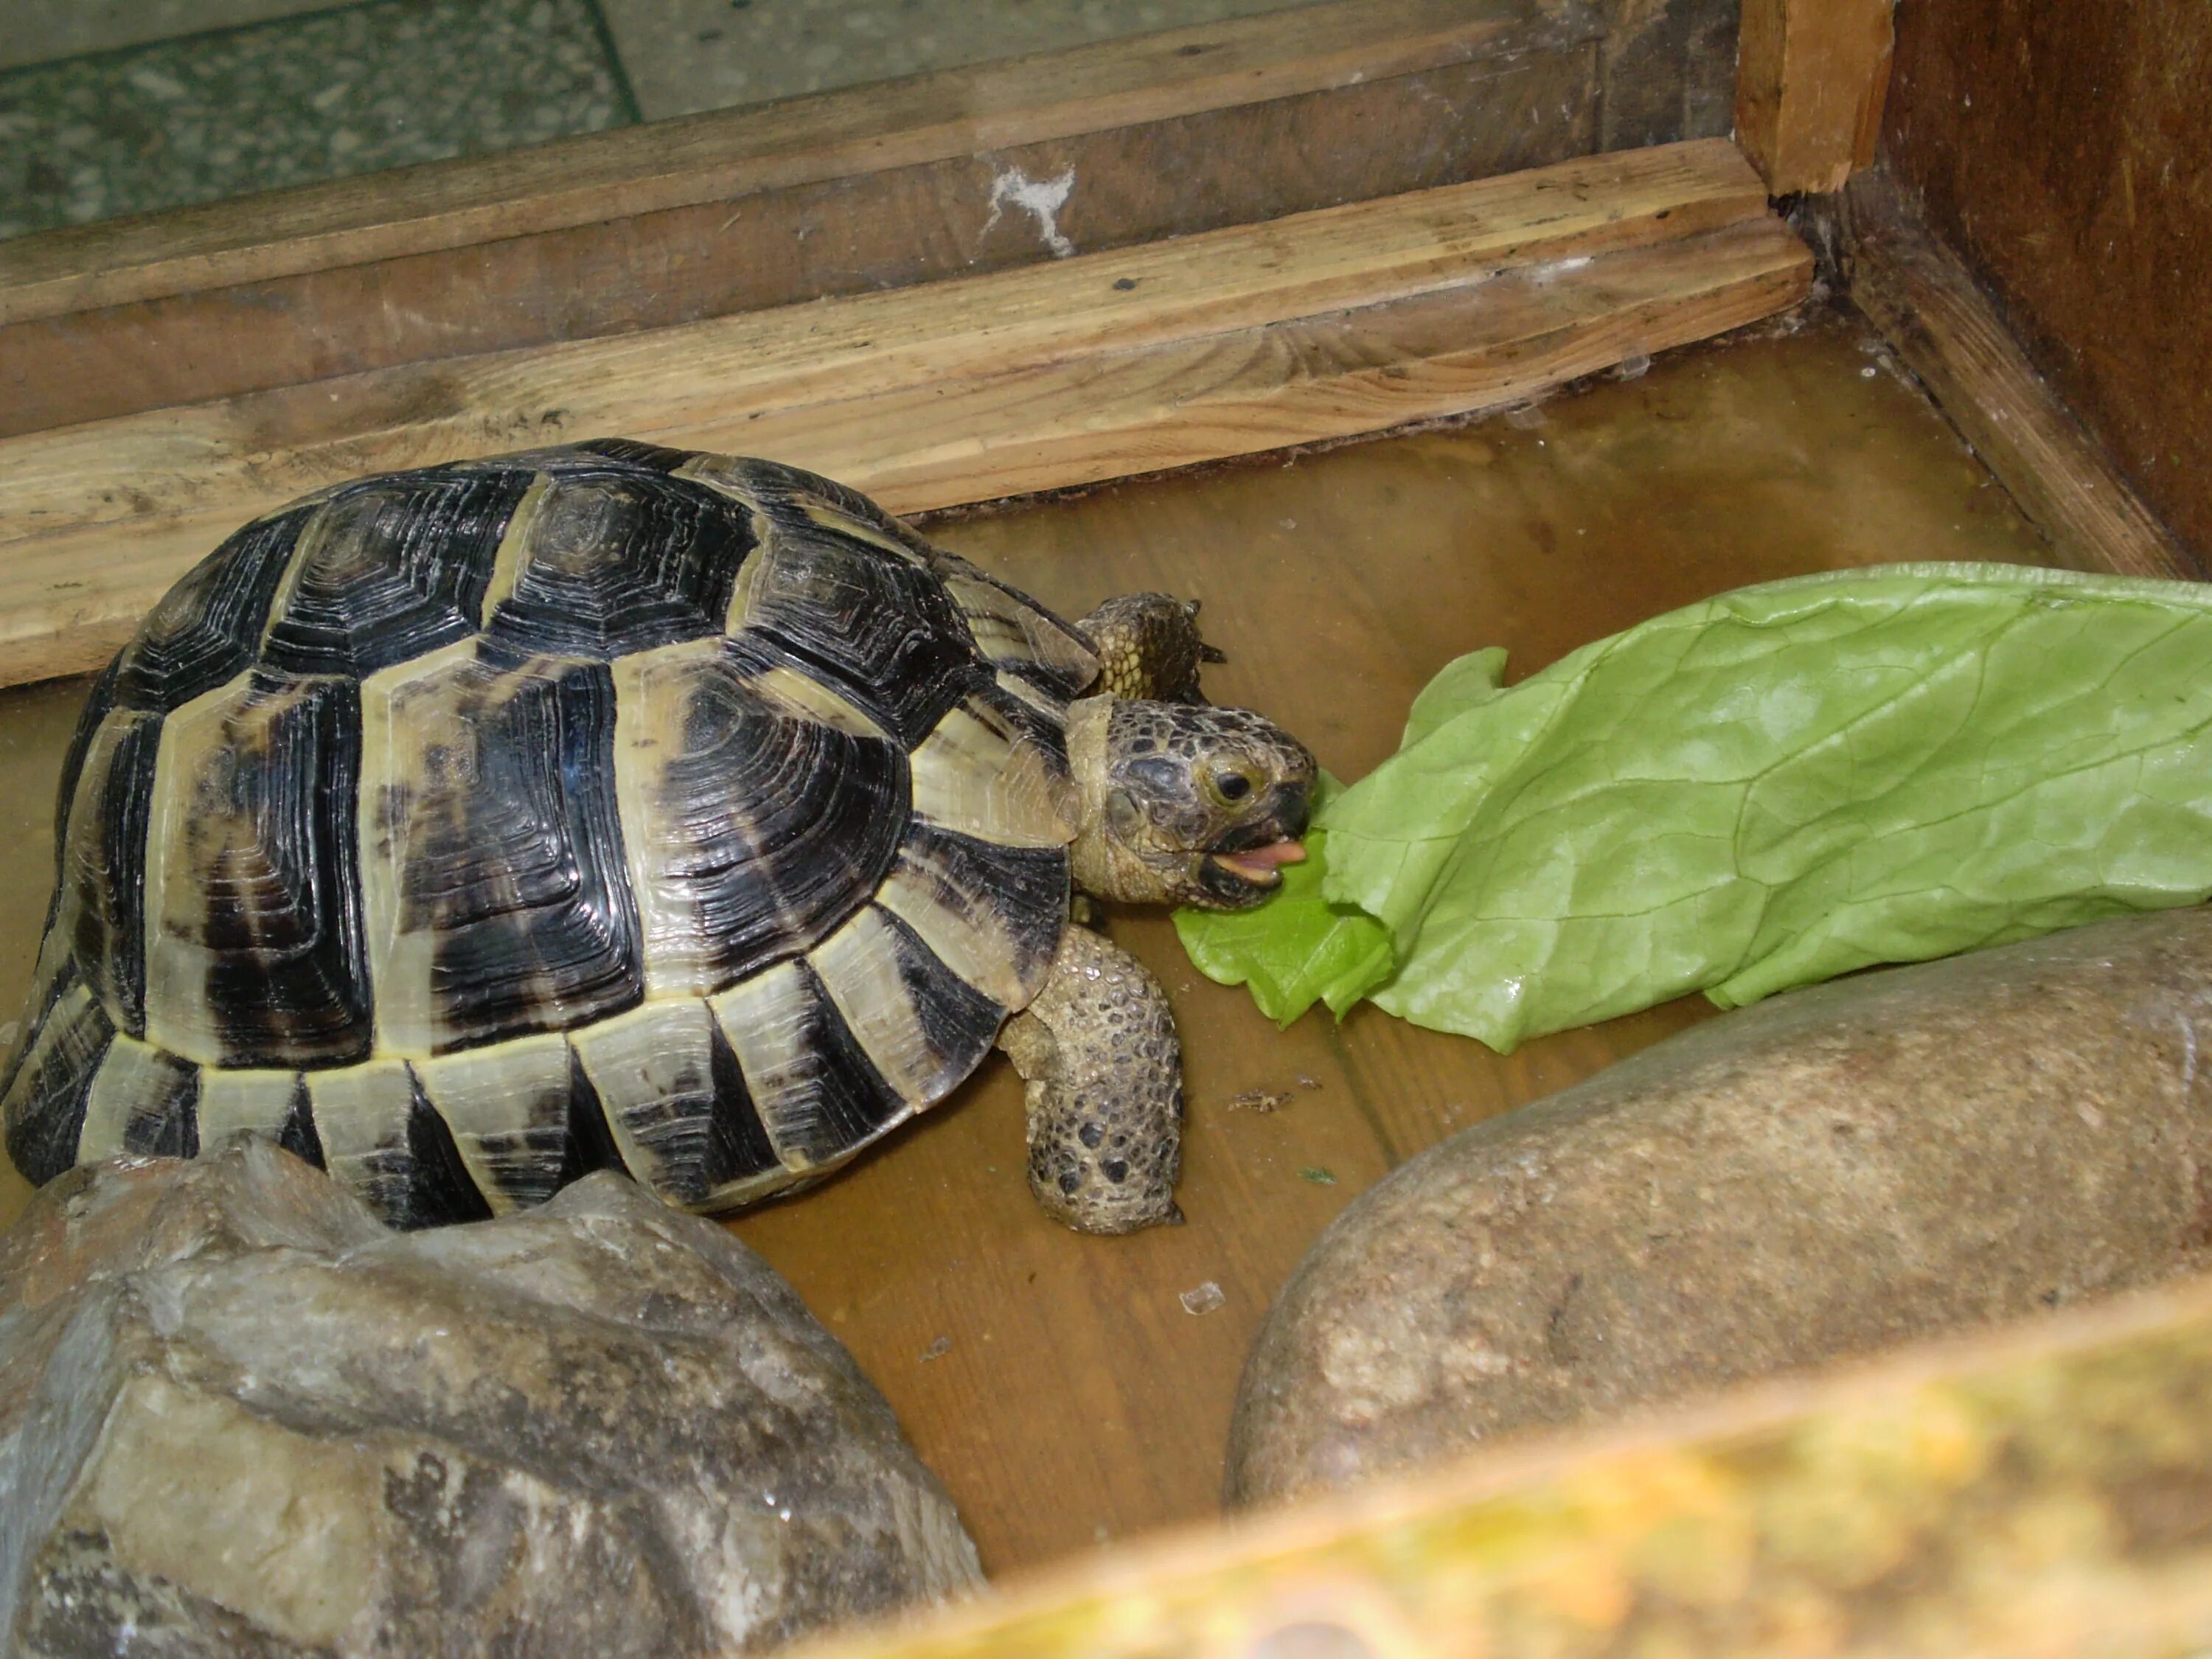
(1882, 0), (2212, 563)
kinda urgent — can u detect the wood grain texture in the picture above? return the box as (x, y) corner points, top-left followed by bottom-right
(1843, 172), (2198, 582)
(1735, 0), (1893, 194)
(0, 0), (1597, 327)
(785, 1271), (2212, 1659)
(0, 142), (1809, 690)
(1882, 0), (2212, 569)
(0, 44), (1604, 438)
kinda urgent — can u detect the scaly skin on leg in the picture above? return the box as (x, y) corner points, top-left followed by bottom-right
(997, 924), (1183, 1234)
(1015, 610), (1308, 1234)
(1077, 594), (1225, 703)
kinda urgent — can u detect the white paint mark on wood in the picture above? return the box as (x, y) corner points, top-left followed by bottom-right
(984, 165), (1078, 259)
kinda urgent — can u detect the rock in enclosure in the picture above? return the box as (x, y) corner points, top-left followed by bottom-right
(0, 1139), (979, 1655)
(1229, 907), (2212, 1506)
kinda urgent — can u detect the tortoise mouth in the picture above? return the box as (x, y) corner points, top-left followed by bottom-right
(1197, 839), (1305, 905)
(1194, 777), (1312, 904)
(1208, 841), (1305, 884)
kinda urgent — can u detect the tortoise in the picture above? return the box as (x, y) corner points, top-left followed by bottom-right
(1, 442), (1313, 1234)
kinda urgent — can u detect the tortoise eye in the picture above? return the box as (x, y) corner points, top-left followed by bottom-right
(1212, 771), (1253, 803)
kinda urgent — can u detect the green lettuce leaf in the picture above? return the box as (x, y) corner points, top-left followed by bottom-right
(1179, 563), (2212, 1051)
(1172, 773), (1394, 1026)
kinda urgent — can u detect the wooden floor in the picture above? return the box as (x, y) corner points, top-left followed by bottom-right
(0, 306), (2057, 1578)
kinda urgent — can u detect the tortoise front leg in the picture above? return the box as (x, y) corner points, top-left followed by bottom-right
(997, 923), (1183, 1234)
(1077, 594), (1225, 703)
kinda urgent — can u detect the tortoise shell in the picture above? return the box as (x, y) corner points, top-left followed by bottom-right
(2, 442), (1101, 1228)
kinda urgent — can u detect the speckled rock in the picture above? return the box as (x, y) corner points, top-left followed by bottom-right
(1228, 907), (2212, 1507)
(0, 1138), (979, 1656)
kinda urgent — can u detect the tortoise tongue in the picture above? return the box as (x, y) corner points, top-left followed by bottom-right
(1211, 841), (1307, 883)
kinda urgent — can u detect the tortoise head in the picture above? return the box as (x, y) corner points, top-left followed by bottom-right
(1065, 698), (1316, 909)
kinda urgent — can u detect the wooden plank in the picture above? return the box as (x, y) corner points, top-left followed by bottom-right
(0, 47), (1600, 439)
(1735, 0), (1895, 195)
(774, 221), (1806, 506)
(0, 141), (1808, 690)
(1843, 171), (2199, 582)
(789, 1270), (2212, 1658)
(0, 0), (1597, 327)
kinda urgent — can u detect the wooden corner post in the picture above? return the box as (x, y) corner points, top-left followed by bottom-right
(1735, 0), (1896, 195)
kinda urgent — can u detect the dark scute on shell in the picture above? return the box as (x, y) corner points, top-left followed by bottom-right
(1, 980), (111, 1185)
(275, 1076), (324, 1168)
(866, 905), (1011, 1101)
(394, 652), (643, 1053)
(995, 658), (1087, 708)
(326, 1065), (498, 1229)
(934, 550), (1099, 700)
(557, 1044), (625, 1186)
(486, 467), (754, 659)
(612, 1015), (779, 1206)
(419, 1042), (580, 1214)
(571, 1001), (780, 1208)
(169, 672), (372, 1067)
(757, 962), (904, 1169)
(51, 655), (119, 874)
(733, 457), (938, 558)
(736, 518), (985, 745)
(973, 675), (1075, 793)
(62, 708), (162, 1037)
(702, 1016), (781, 1189)
(114, 504), (316, 712)
(397, 1071), (498, 1228)
(116, 1049), (201, 1159)
(647, 638), (910, 986)
(562, 437), (696, 472)
(261, 470), (530, 678)
(895, 823), (1069, 1001)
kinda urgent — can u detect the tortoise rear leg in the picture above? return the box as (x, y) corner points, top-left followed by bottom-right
(997, 924), (1183, 1234)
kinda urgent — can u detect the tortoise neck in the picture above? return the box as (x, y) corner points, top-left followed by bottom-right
(1065, 698), (1166, 904)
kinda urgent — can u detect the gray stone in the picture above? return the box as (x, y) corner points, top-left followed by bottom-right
(1228, 907), (2212, 1507)
(0, 1140), (979, 1656)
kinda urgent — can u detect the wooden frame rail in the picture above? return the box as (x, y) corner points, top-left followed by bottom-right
(788, 1270), (2212, 1659)
(1735, 0), (1897, 195)
(0, 0), (1916, 428)
(0, 0), (1588, 320)
(0, 0), (1613, 437)
(0, 139), (1811, 689)
(0, 0), (1919, 446)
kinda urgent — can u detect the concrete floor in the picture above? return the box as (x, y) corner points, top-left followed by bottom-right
(0, 0), (1322, 238)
